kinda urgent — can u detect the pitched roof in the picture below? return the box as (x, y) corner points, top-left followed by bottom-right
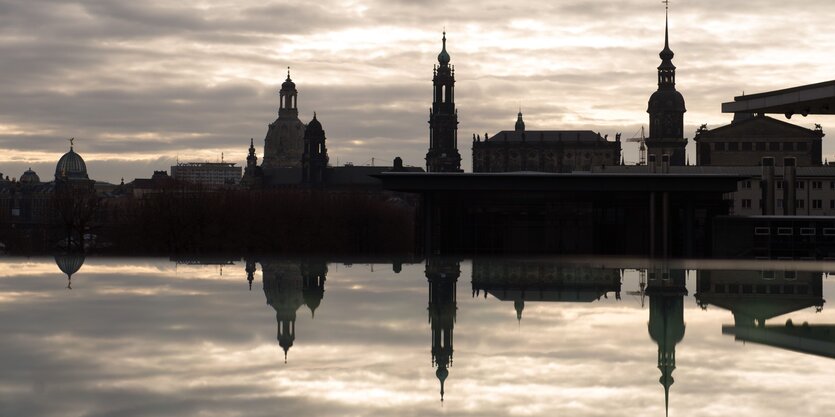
(485, 130), (609, 143)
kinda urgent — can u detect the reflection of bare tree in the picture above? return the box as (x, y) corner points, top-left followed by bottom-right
(53, 186), (99, 251)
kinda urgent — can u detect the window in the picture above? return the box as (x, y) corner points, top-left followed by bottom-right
(798, 142), (808, 151)
(743, 180), (752, 189)
(777, 181), (783, 189)
(754, 227), (771, 236)
(769, 142), (780, 151)
(729, 142), (739, 151)
(742, 142), (753, 151)
(798, 181), (805, 189)
(797, 199), (805, 209)
(813, 181), (823, 189)
(756, 142), (766, 151)
(800, 227), (816, 235)
(784, 142), (795, 151)
(824, 228), (835, 236)
(778, 227), (793, 236)
(813, 200), (823, 209)
(742, 199), (752, 209)
(777, 198), (784, 207)
(830, 200), (834, 209)
(759, 199), (763, 209)
(715, 142), (726, 151)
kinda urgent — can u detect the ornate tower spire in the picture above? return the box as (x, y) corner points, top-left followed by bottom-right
(279, 67), (298, 120)
(426, 258), (460, 401)
(302, 113), (329, 186)
(426, 31), (462, 172)
(515, 111), (525, 132)
(646, 1), (687, 166)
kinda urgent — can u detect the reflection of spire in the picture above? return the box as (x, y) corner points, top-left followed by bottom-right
(302, 262), (327, 319)
(427, 258), (459, 402)
(55, 253), (85, 290)
(646, 268), (686, 417)
(514, 299), (524, 323)
(245, 259), (256, 291)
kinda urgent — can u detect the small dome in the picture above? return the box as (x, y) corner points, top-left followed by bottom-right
(305, 113), (323, 134)
(648, 89), (686, 113)
(281, 68), (296, 90)
(438, 33), (450, 65)
(19, 168), (40, 184)
(55, 147), (89, 180)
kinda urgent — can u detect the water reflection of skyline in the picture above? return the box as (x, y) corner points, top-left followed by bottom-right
(23, 257), (835, 416)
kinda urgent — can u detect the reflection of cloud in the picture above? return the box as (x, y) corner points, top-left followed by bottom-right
(0, 261), (833, 416)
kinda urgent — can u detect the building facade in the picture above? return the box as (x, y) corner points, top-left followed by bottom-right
(170, 162), (241, 187)
(472, 112), (622, 172)
(694, 115), (824, 166)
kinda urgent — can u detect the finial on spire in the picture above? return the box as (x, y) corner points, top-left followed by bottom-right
(68, 137), (75, 149)
(286, 66), (291, 80)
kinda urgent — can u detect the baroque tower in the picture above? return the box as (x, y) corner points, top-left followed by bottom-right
(425, 32), (462, 172)
(262, 69), (306, 169)
(426, 258), (460, 401)
(302, 113), (329, 186)
(646, 5), (687, 166)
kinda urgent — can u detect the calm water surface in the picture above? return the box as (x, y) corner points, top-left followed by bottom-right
(1, 256), (833, 417)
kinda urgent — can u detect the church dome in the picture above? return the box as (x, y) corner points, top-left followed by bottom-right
(305, 113), (323, 134)
(55, 147), (89, 180)
(438, 33), (450, 65)
(282, 70), (296, 91)
(647, 89), (686, 113)
(19, 168), (40, 184)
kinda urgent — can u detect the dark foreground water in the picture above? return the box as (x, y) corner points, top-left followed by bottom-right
(1, 256), (834, 417)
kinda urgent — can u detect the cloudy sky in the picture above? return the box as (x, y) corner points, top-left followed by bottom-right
(0, 258), (834, 416)
(1, 0), (835, 183)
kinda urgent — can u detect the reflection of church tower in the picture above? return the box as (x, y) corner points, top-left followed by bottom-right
(646, 6), (687, 166)
(262, 69), (306, 169)
(260, 260), (327, 362)
(262, 262), (304, 362)
(425, 32), (462, 173)
(55, 253), (85, 289)
(646, 268), (686, 417)
(245, 258), (257, 290)
(426, 258), (459, 401)
(302, 261), (327, 318)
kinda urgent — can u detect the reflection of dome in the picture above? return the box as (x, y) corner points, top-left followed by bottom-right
(55, 147), (89, 180)
(19, 168), (40, 184)
(55, 253), (85, 289)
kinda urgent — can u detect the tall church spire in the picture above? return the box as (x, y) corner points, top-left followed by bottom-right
(646, 1), (687, 166)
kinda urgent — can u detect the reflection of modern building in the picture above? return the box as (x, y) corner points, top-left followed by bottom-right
(260, 260), (327, 362)
(55, 253), (85, 289)
(694, 269), (831, 357)
(471, 259), (621, 321)
(645, 268), (686, 417)
(426, 258), (459, 401)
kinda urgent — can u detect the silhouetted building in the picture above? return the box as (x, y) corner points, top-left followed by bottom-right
(301, 113), (329, 186)
(262, 69), (306, 169)
(646, 10), (687, 166)
(471, 259), (621, 321)
(240, 139), (263, 188)
(645, 268), (687, 417)
(426, 258), (459, 401)
(472, 112), (622, 172)
(425, 32), (462, 173)
(694, 115), (824, 166)
(170, 162), (241, 187)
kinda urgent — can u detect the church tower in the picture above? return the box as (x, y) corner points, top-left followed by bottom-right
(646, 268), (687, 417)
(426, 258), (460, 401)
(646, 5), (687, 166)
(262, 69), (306, 169)
(302, 113), (329, 186)
(426, 32), (462, 172)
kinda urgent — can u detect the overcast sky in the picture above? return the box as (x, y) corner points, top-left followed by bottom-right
(2, 0), (835, 183)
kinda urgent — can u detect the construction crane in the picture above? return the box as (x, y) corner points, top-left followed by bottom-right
(625, 269), (647, 308)
(626, 126), (647, 166)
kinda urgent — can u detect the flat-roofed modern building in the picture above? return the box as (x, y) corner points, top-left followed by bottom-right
(171, 162), (241, 187)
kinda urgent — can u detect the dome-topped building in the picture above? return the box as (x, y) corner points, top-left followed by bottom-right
(19, 168), (40, 184)
(55, 140), (89, 181)
(262, 69), (306, 169)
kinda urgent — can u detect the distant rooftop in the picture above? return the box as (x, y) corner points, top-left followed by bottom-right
(485, 130), (610, 143)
